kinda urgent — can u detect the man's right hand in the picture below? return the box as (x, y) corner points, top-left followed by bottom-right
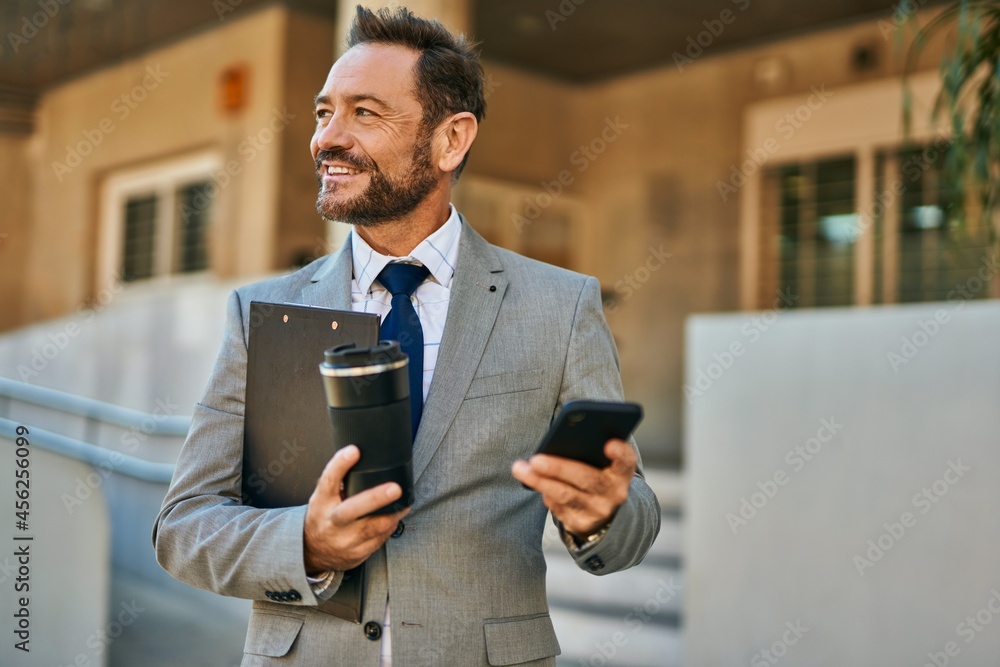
(303, 445), (410, 574)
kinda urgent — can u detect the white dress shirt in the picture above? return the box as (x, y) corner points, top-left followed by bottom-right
(309, 205), (462, 666)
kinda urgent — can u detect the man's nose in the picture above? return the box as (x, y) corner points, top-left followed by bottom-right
(315, 112), (353, 151)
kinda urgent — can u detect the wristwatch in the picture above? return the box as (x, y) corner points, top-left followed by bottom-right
(564, 522), (611, 553)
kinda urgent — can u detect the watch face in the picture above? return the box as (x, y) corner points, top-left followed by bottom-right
(586, 525), (609, 543)
(564, 524), (609, 553)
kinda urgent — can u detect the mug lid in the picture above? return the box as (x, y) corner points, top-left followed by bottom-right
(322, 340), (406, 369)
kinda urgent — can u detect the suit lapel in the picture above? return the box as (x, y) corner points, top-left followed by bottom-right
(299, 235), (353, 310)
(297, 225), (506, 484)
(412, 219), (507, 483)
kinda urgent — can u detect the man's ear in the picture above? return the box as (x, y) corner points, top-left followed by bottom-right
(433, 112), (478, 175)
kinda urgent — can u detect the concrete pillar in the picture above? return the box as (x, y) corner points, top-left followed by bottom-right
(0, 133), (32, 331)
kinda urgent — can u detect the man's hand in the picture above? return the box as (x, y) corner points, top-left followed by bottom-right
(303, 445), (410, 575)
(511, 438), (636, 540)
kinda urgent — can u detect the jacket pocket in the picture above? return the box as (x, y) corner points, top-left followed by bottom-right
(465, 368), (543, 400)
(243, 611), (305, 657)
(483, 613), (560, 666)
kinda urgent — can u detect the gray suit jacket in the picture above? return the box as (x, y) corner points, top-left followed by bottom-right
(153, 219), (661, 666)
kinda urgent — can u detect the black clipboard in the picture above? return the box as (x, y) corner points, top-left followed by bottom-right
(243, 301), (379, 623)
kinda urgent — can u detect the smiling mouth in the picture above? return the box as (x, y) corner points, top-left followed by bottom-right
(324, 165), (364, 176)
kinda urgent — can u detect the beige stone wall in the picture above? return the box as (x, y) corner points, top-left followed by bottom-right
(468, 62), (584, 189)
(0, 134), (32, 332)
(468, 15), (949, 463)
(7, 1), (953, 463)
(588, 18), (945, 462)
(22, 5), (291, 324)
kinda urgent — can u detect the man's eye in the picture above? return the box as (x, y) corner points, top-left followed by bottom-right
(356, 107), (375, 117)
(315, 109), (331, 120)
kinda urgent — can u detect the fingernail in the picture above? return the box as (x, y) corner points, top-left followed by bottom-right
(386, 484), (400, 498)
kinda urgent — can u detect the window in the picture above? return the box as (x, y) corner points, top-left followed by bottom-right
(99, 152), (221, 289)
(174, 181), (212, 274)
(873, 146), (991, 304)
(122, 195), (157, 282)
(744, 71), (997, 310)
(119, 181), (212, 282)
(759, 144), (994, 308)
(765, 156), (858, 308)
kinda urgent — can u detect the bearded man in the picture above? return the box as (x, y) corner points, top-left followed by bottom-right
(154, 6), (660, 666)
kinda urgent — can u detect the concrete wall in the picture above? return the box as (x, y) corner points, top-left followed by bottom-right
(0, 275), (246, 415)
(0, 276), (255, 632)
(0, 272), (245, 596)
(0, 442), (110, 667)
(684, 300), (1000, 665)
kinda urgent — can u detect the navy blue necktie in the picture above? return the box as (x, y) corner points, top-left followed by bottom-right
(377, 263), (430, 439)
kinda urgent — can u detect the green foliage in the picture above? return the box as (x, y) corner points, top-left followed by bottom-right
(903, 0), (1000, 247)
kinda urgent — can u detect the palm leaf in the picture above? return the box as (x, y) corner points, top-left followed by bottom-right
(902, 0), (1000, 248)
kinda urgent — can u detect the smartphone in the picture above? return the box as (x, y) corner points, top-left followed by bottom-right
(534, 400), (643, 469)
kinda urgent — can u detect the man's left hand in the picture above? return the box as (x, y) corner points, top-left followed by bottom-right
(511, 438), (636, 541)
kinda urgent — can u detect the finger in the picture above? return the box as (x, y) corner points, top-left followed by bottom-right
(315, 445), (360, 501)
(527, 454), (604, 491)
(517, 464), (585, 509)
(512, 459), (541, 490)
(310, 506), (410, 570)
(348, 521), (406, 561)
(604, 439), (638, 478)
(335, 482), (406, 523)
(514, 461), (604, 515)
(339, 510), (411, 565)
(357, 507), (411, 541)
(540, 486), (607, 533)
(513, 462), (614, 535)
(516, 462), (587, 509)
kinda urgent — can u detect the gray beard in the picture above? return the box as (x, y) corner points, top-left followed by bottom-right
(315, 140), (437, 227)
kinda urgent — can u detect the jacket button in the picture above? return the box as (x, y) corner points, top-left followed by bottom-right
(585, 555), (606, 572)
(391, 521), (405, 538)
(364, 621), (382, 641)
(287, 589), (301, 602)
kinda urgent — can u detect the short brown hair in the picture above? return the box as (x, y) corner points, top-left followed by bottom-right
(346, 5), (486, 178)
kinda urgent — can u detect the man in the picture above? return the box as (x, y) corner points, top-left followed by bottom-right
(153, 6), (660, 666)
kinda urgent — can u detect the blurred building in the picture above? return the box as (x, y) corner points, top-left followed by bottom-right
(1, 1), (998, 665)
(2, 0), (991, 467)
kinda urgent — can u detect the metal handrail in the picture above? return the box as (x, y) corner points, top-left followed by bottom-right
(0, 417), (175, 483)
(0, 376), (191, 436)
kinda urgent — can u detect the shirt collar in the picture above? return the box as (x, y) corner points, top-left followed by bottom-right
(350, 204), (463, 295)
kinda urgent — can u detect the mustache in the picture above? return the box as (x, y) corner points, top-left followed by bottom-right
(315, 149), (377, 173)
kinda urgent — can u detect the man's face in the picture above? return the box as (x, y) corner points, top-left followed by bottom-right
(311, 44), (439, 227)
